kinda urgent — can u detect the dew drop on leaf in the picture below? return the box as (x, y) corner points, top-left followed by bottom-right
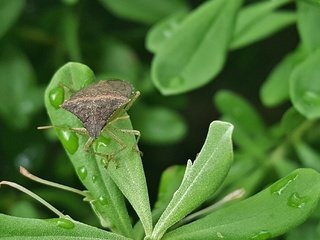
(56, 129), (79, 154)
(251, 230), (272, 240)
(77, 166), (88, 181)
(98, 196), (108, 206)
(92, 175), (98, 183)
(270, 174), (298, 195)
(287, 192), (308, 209)
(48, 218), (75, 229)
(49, 86), (65, 109)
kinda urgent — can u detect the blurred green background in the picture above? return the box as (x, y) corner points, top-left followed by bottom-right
(0, 0), (306, 232)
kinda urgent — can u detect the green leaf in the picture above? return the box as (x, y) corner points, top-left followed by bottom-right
(231, 0), (295, 49)
(44, 62), (135, 237)
(280, 107), (305, 135)
(214, 90), (271, 157)
(150, 121), (234, 239)
(297, 0), (320, 53)
(60, 9), (82, 61)
(0, 214), (131, 240)
(97, 38), (141, 87)
(163, 168), (320, 240)
(290, 49), (320, 119)
(131, 103), (187, 145)
(231, 11), (296, 50)
(0, 0), (25, 39)
(146, 10), (188, 53)
(151, 0), (243, 95)
(294, 141), (320, 172)
(260, 46), (306, 107)
(0, 44), (43, 129)
(134, 165), (185, 240)
(98, 0), (187, 24)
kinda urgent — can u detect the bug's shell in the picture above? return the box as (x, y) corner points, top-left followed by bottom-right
(61, 80), (134, 139)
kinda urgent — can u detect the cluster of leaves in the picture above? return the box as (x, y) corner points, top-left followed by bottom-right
(1, 0), (320, 239)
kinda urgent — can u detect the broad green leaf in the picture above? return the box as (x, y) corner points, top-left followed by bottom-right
(0, 0), (25, 39)
(152, 0), (243, 95)
(147, 0), (294, 53)
(294, 141), (320, 172)
(44, 62), (139, 237)
(0, 44), (43, 129)
(98, 0), (187, 24)
(260, 47), (306, 107)
(146, 11), (188, 53)
(131, 103), (187, 145)
(134, 166), (185, 240)
(151, 121), (234, 239)
(231, 11), (296, 49)
(231, 0), (294, 49)
(214, 90), (271, 157)
(163, 168), (320, 240)
(297, 1), (320, 53)
(290, 50), (320, 119)
(0, 214), (131, 240)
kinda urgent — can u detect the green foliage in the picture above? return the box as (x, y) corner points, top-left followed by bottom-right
(1, 0), (320, 239)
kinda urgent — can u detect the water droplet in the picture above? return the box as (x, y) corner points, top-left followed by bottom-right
(92, 175), (98, 183)
(77, 166), (88, 181)
(251, 231), (272, 240)
(287, 192), (308, 209)
(47, 218), (75, 229)
(95, 136), (111, 152)
(49, 87), (65, 109)
(56, 129), (79, 154)
(303, 91), (320, 106)
(98, 196), (108, 206)
(270, 173), (298, 195)
(169, 76), (185, 88)
(216, 232), (224, 238)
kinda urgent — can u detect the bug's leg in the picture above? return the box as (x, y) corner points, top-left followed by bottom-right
(98, 128), (128, 168)
(58, 82), (77, 94)
(107, 126), (142, 156)
(108, 115), (130, 125)
(83, 137), (94, 152)
(37, 125), (88, 136)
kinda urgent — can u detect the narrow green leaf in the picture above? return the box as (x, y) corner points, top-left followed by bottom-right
(0, 214), (131, 240)
(214, 90), (271, 157)
(297, 0), (320, 53)
(260, 47), (306, 107)
(151, 121), (234, 239)
(163, 168), (320, 240)
(146, 11), (188, 53)
(230, 0), (293, 49)
(0, 0), (25, 39)
(60, 9), (82, 61)
(134, 166), (185, 240)
(44, 62), (134, 237)
(152, 0), (243, 95)
(231, 11), (296, 50)
(98, 0), (187, 24)
(0, 44), (43, 129)
(290, 49), (320, 119)
(131, 103), (187, 145)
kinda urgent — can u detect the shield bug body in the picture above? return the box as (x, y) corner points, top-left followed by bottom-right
(39, 79), (140, 163)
